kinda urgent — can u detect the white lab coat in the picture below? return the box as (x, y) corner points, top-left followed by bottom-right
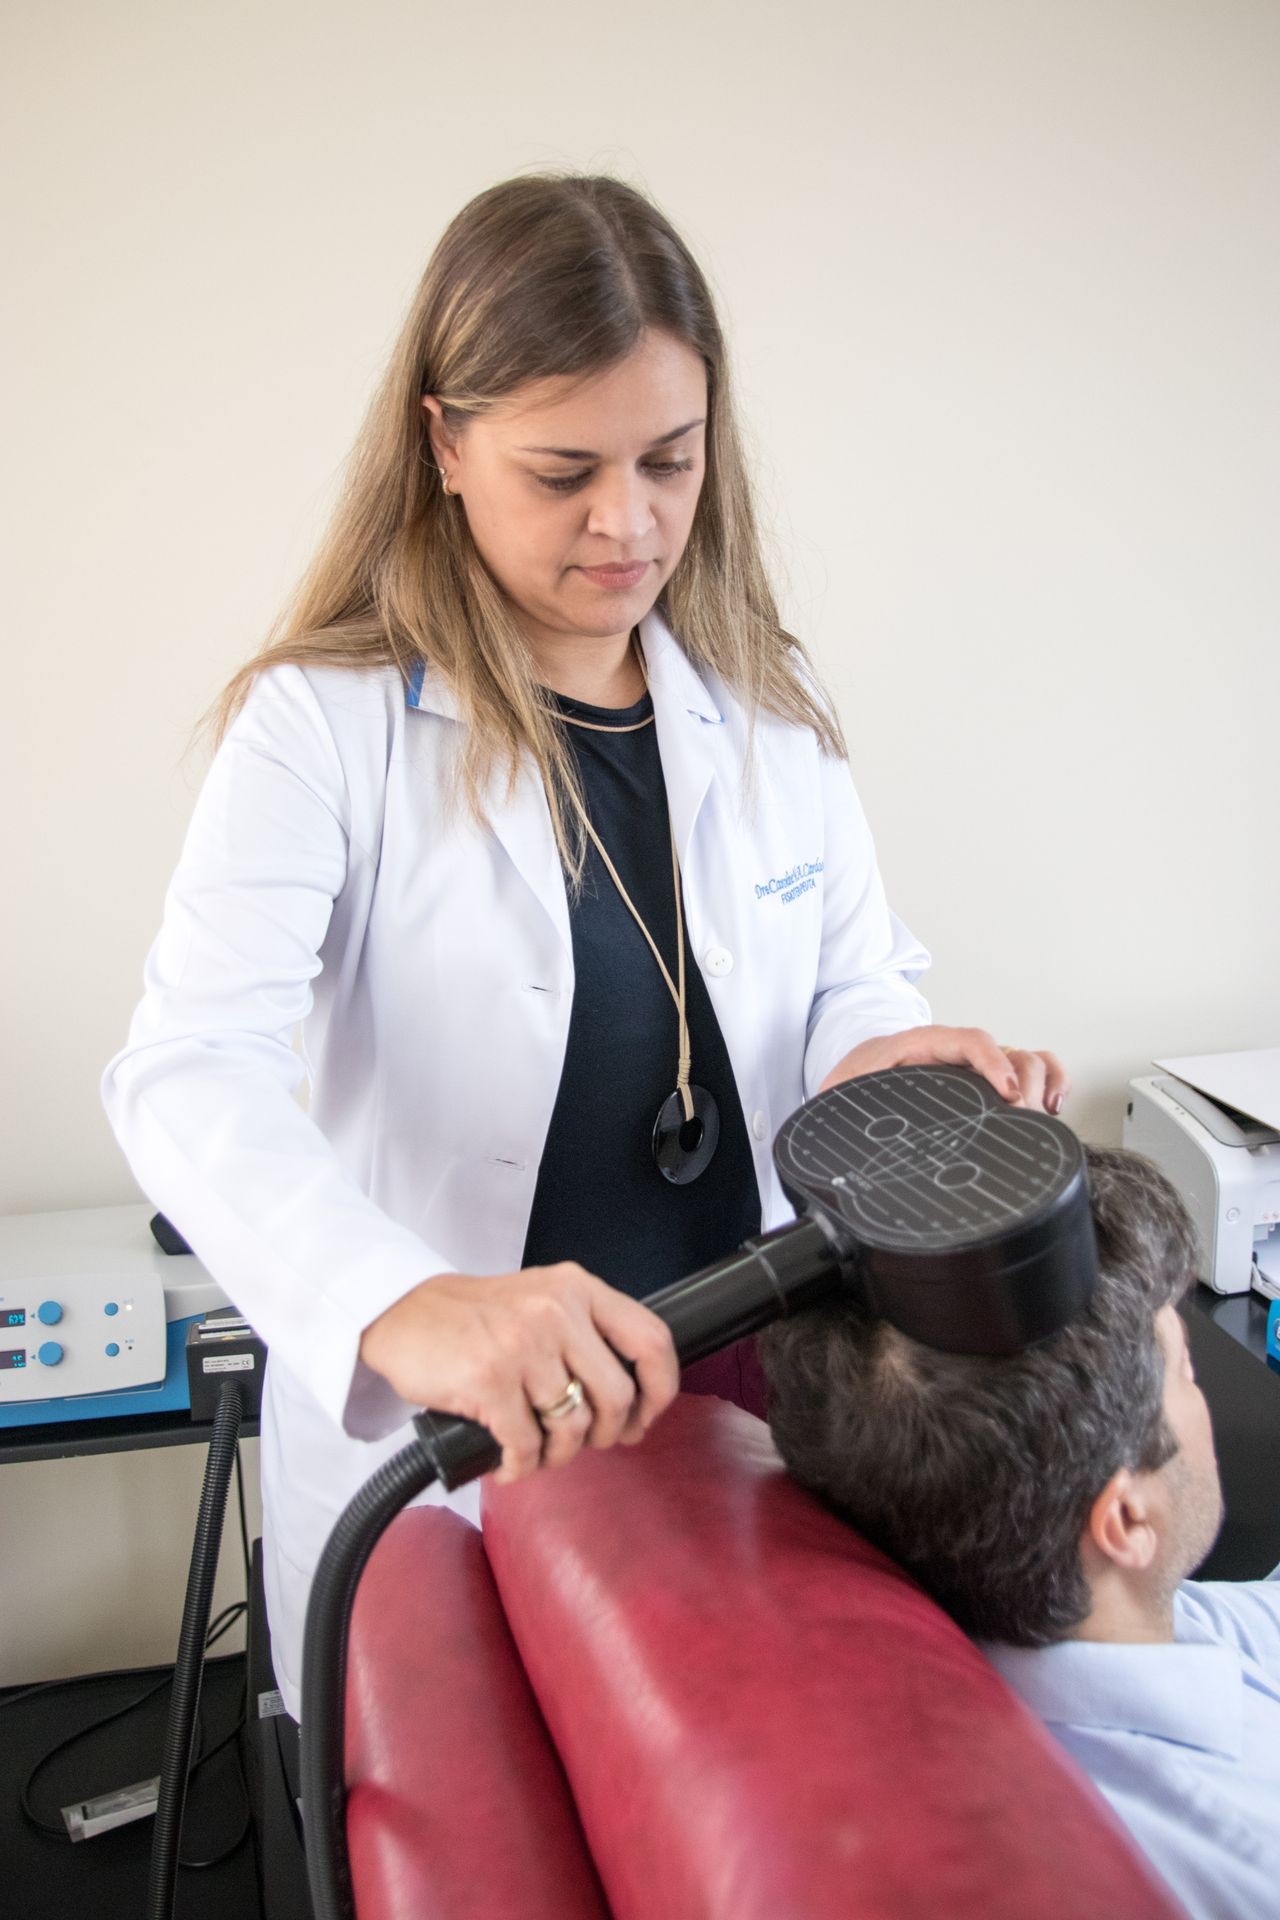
(102, 605), (930, 1717)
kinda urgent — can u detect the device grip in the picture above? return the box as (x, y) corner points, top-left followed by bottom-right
(411, 1215), (844, 1490)
(412, 1408), (503, 1490)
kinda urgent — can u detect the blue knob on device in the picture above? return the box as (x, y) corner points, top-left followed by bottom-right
(38, 1342), (64, 1367)
(37, 1301), (63, 1326)
(106, 1342), (120, 1358)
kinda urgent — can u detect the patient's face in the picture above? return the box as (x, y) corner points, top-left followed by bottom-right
(1154, 1304), (1223, 1579)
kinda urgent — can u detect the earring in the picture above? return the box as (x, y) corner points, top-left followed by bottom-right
(437, 467), (455, 497)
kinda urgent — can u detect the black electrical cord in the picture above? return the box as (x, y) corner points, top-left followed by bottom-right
(166, 1597), (253, 1872)
(3, 1625), (240, 1721)
(147, 1378), (243, 1919)
(177, 1669), (253, 1871)
(234, 1442), (252, 1591)
(17, 1602), (249, 1863)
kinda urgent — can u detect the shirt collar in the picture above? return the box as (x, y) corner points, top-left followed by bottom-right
(405, 603), (724, 727)
(982, 1629), (1245, 1762)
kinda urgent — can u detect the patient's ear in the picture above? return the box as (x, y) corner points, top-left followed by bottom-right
(1082, 1469), (1160, 1575)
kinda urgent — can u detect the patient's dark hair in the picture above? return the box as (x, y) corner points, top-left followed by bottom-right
(760, 1147), (1198, 1646)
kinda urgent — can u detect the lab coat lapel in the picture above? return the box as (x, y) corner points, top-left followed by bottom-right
(639, 606), (725, 871)
(486, 762), (573, 957)
(407, 662), (572, 958)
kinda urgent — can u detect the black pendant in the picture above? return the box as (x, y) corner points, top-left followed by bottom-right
(652, 1085), (720, 1185)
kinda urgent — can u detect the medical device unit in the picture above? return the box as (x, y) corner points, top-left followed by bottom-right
(1124, 1056), (1280, 1301)
(299, 1063), (1101, 1920)
(0, 1204), (228, 1429)
(0, 1205), (265, 1920)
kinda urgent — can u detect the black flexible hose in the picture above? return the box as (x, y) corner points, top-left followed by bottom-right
(148, 1379), (242, 1920)
(300, 1426), (491, 1920)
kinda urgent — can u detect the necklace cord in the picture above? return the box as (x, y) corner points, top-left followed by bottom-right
(568, 811), (694, 1125)
(556, 634), (697, 1129)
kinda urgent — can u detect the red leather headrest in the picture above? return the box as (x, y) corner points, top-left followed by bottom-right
(483, 1395), (1182, 1920)
(346, 1505), (607, 1920)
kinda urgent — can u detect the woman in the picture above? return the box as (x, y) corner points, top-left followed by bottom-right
(103, 172), (1066, 1719)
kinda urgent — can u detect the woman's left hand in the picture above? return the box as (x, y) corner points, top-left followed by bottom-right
(819, 1025), (1070, 1115)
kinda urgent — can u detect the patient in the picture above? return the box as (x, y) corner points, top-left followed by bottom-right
(760, 1148), (1280, 1920)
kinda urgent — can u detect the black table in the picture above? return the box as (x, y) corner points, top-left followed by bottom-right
(1184, 1283), (1280, 1580)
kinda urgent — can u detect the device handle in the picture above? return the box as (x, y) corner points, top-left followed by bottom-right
(411, 1215), (844, 1488)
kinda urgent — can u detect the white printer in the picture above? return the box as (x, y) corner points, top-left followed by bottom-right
(1124, 1048), (1280, 1299)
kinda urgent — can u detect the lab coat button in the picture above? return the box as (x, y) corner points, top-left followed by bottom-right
(703, 946), (734, 978)
(752, 1111), (768, 1142)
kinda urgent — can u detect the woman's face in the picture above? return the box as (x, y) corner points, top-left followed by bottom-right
(423, 328), (708, 664)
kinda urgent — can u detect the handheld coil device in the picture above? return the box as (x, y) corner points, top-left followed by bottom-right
(301, 1066), (1097, 1920)
(778, 1061), (1095, 1351)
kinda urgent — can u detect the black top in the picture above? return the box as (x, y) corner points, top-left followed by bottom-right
(521, 686), (761, 1299)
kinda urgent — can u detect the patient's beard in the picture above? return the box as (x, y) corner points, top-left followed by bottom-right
(1164, 1450), (1225, 1593)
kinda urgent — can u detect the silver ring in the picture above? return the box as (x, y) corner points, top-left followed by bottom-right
(534, 1376), (586, 1423)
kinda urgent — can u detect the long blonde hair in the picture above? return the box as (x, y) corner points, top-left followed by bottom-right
(214, 171), (845, 878)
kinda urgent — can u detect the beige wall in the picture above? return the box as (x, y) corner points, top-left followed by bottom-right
(2, 0), (1276, 1681)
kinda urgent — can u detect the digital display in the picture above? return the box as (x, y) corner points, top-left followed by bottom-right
(0, 1350), (27, 1370)
(5, 1309), (26, 1327)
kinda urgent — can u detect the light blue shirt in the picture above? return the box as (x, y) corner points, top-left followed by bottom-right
(984, 1568), (1280, 1920)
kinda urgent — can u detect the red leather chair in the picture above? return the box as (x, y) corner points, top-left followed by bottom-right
(345, 1395), (1185, 1920)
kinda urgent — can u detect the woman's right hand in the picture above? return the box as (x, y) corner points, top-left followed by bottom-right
(357, 1263), (680, 1485)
